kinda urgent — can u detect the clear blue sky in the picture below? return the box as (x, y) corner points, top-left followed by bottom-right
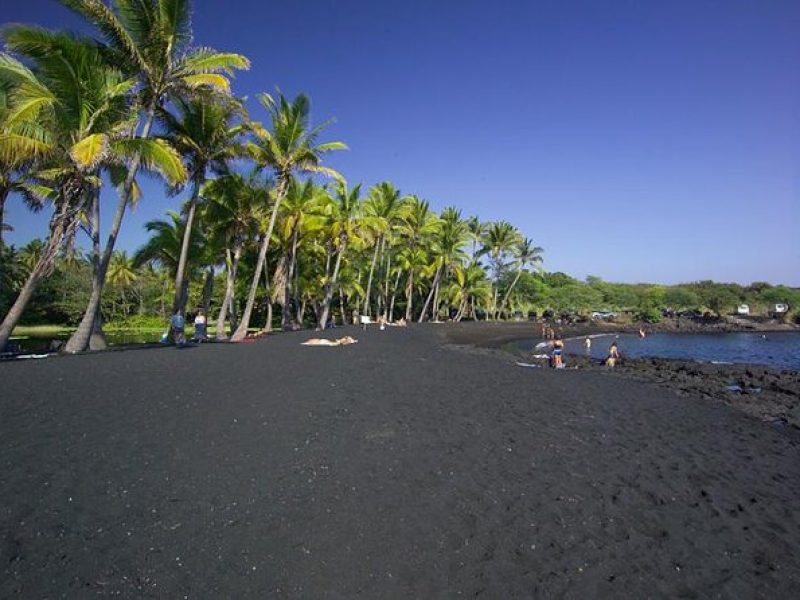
(3, 0), (799, 285)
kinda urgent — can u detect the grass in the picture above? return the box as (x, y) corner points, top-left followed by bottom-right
(11, 322), (264, 340)
(11, 324), (74, 338)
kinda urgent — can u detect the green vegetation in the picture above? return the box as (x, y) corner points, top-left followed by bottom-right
(1, 1), (797, 352)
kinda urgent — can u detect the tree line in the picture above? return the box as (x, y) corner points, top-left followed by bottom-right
(1, 1), (796, 352)
(0, 0), (547, 350)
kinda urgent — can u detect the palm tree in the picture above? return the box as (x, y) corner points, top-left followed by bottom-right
(499, 237), (543, 314)
(335, 263), (364, 325)
(231, 92), (346, 341)
(418, 207), (469, 322)
(59, 0), (249, 353)
(449, 263), (491, 321)
(0, 69), (50, 300)
(107, 250), (137, 318)
(398, 196), (439, 320)
(361, 182), (408, 318)
(317, 181), (362, 329)
(18, 239), (45, 274)
(479, 221), (520, 319)
(466, 216), (484, 263)
(134, 211), (201, 286)
(108, 250), (137, 287)
(0, 33), (185, 351)
(274, 178), (325, 328)
(159, 94), (246, 315)
(200, 172), (264, 339)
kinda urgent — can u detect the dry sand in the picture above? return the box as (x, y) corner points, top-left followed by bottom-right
(1, 324), (799, 597)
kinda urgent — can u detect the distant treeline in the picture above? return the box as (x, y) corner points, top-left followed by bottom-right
(1, 240), (796, 327)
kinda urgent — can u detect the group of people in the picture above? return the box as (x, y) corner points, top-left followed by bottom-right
(166, 309), (207, 345)
(545, 335), (621, 369)
(376, 316), (408, 330)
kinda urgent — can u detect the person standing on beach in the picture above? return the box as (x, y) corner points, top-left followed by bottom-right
(193, 310), (207, 342)
(552, 336), (565, 368)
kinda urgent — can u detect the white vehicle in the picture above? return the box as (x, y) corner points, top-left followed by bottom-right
(736, 304), (750, 315)
(591, 311), (618, 320)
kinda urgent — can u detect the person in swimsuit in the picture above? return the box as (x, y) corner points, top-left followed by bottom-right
(552, 336), (565, 368)
(606, 341), (620, 367)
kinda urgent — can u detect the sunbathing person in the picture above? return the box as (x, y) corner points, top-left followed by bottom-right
(301, 336), (358, 347)
(385, 318), (408, 327)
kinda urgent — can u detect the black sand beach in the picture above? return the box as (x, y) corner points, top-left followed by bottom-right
(2, 324), (799, 597)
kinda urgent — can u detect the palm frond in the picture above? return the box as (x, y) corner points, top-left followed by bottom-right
(69, 133), (108, 169)
(181, 48), (251, 75)
(157, 0), (192, 55)
(57, 0), (150, 76)
(315, 141), (348, 153)
(112, 137), (187, 185)
(180, 73), (231, 92)
(0, 132), (52, 163)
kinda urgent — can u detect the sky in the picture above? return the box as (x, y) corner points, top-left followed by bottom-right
(3, 0), (799, 285)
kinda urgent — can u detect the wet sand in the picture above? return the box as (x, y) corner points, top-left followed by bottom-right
(1, 324), (799, 597)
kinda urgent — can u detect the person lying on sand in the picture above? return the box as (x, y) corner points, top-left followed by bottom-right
(384, 318), (407, 327)
(301, 336), (358, 347)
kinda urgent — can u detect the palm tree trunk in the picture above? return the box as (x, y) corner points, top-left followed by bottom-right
(0, 264), (48, 351)
(172, 176), (202, 315)
(500, 268), (523, 317)
(382, 249), (392, 319)
(0, 188), (8, 301)
(283, 225), (300, 329)
(87, 188), (107, 351)
(202, 266), (214, 316)
(232, 173), (288, 341)
(432, 274), (442, 322)
(362, 236), (381, 318)
(317, 240), (346, 330)
(454, 297), (466, 322)
(65, 105), (158, 353)
(0, 187), (8, 249)
(404, 269), (414, 320)
(418, 265), (441, 323)
(216, 243), (241, 340)
(339, 287), (347, 324)
(388, 268), (401, 322)
(0, 205), (72, 351)
(262, 258), (273, 333)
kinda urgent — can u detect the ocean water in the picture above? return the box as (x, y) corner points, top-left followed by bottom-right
(513, 332), (800, 371)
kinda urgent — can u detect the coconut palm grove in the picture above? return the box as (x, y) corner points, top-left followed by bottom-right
(0, 0), (798, 353)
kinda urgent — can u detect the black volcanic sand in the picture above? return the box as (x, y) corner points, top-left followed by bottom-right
(2, 324), (799, 597)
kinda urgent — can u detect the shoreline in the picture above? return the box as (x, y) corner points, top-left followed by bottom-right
(435, 321), (800, 430)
